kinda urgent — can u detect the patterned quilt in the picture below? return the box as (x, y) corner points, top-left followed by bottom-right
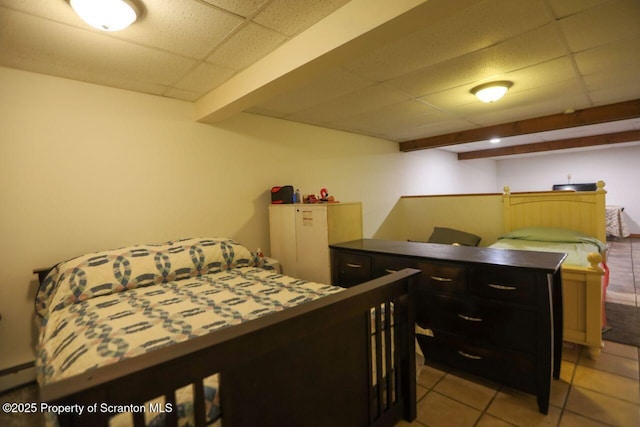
(36, 237), (344, 426)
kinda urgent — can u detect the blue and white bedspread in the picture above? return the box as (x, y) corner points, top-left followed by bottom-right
(36, 237), (344, 426)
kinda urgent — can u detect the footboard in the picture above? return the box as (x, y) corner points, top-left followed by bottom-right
(562, 258), (604, 360)
(40, 269), (420, 427)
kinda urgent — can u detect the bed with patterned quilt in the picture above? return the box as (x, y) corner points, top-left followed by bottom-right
(35, 237), (418, 427)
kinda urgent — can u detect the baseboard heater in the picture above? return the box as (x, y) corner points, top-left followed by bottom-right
(0, 361), (36, 393)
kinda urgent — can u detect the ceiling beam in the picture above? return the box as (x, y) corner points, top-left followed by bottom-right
(457, 130), (640, 160)
(195, 0), (465, 124)
(399, 99), (640, 152)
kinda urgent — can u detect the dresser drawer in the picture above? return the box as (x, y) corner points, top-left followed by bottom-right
(423, 295), (537, 353)
(373, 255), (416, 277)
(417, 332), (536, 394)
(417, 262), (468, 294)
(331, 251), (372, 287)
(470, 268), (537, 305)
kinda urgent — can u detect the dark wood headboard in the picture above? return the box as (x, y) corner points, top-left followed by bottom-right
(33, 267), (53, 285)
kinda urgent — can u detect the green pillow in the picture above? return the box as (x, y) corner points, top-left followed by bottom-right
(428, 227), (481, 246)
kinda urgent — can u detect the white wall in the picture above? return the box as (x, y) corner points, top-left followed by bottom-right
(402, 149), (498, 195)
(0, 67), (496, 383)
(496, 145), (640, 234)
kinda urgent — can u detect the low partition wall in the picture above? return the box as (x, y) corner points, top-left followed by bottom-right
(373, 193), (504, 246)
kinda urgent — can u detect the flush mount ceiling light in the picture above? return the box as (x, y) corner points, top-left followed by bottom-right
(470, 81), (513, 103)
(70, 0), (142, 32)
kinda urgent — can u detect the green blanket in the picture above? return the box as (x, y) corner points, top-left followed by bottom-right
(490, 227), (605, 267)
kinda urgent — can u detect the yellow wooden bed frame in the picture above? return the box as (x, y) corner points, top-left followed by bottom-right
(502, 181), (606, 359)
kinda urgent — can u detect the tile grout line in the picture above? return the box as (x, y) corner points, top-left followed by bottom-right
(556, 346), (583, 427)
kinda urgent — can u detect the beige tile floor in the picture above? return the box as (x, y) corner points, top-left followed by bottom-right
(396, 340), (640, 427)
(397, 237), (640, 427)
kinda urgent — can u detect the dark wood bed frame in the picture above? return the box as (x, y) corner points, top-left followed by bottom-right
(34, 267), (420, 427)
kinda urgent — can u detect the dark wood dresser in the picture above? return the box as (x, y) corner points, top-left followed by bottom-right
(329, 239), (566, 414)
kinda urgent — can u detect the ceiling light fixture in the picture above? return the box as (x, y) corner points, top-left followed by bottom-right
(70, 0), (142, 32)
(471, 81), (513, 103)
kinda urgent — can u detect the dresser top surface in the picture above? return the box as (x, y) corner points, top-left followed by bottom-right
(330, 239), (566, 272)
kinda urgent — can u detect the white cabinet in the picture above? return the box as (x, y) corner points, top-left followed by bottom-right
(268, 202), (362, 284)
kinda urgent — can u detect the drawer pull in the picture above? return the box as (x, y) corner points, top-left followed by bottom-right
(346, 263), (362, 268)
(488, 283), (517, 291)
(457, 350), (482, 360)
(430, 276), (453, 282)
(385, 268), (398, 273)
(457, 314), (483, 322)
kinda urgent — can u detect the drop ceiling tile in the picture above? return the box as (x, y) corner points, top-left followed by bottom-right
(343, 111), (456, 141)
(585, 76), (640, 106)
(493, 58), (576, 94)
(201, 0), (269, 18)
(244, 106), (288, 118)
(276, 114), (329, 129)
(327, 99), (442, 131)
(251, 67), (374, 115)
(107, 0), (244, 60)
(547, 0), (609, 18)
(285, 83), (409, 123)
(387, 27), (569, 99)
(559, 0), (640, 52)
(393, 118), (477, 142)
(578, 39), (640, 102)
(574, 37), (640, 75)
(470, 23), (568, 73)
(0, 0), (83, 25)
(0, 9), (197, 88)
(452, 0), (551, 46)
(343, 0), (551, 82)
(341, 24), (466, 82)
(206, 21), (287, 70)
(163, 87), (201, 102)
(172, 62), (237, 93)
(253, 0), (350, 36)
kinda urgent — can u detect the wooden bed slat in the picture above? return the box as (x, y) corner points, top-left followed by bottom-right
(366, 308), (375, 425)
(132, 410), (145, 427)
(374, 305), (384, 417)
(384, 302), (393, 410)
(193, 380), (206, 427)
(392, 299), (401, 405)
(164, 392), (177, 427)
